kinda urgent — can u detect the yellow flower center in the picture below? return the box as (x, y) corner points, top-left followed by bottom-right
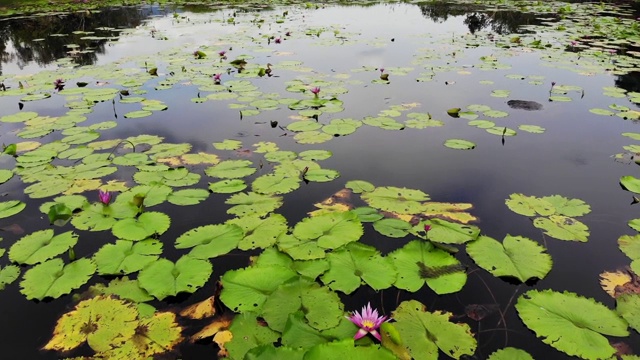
(361, 320), (375, 329)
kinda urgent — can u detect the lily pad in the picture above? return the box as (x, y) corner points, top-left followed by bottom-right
(533, 216), (589, 242)
(9, 229), (78, 265)
(362, 186), (428, 214)
(0, 200), (26, 219)
(390, 240), (466, 294)
(111, 211), (171, 241)
(444, 139), (475, 150)
(138, 255), (212, 300)
(392, 300), (476, 359)
(467, 235), (552, 282)
(320, 242), (396, 294)
(516, 289), (628, 359)
(20, 258), (96, 300)
(93, 239), (162, 275)
(175, 223), (244, 259)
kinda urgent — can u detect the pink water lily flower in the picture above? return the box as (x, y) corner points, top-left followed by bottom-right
(53, 78), (65, 91)
(98, 190), (112, 205)
(213, 73), (222, 84)
(347, 302), (388, 341)
(310, 86), (320, 96)
(218, 50), (226, 56)
(275, 37), (282, 44)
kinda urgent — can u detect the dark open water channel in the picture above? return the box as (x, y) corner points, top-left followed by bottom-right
(1, 1), (640, 359)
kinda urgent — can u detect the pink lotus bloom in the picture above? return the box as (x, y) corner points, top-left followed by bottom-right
(609, 49), (616, 54)
(570, 41), (577, 47)
(219, 50), (226, 56)
(98, 190), (111, 205)
(310, 87), (320, 95)
(380, 68), (385, 73)
(424, 224), (431, 232)
(275, 37), (282, 44)
(213, 73), (222, 83)
(347, 303), (387, 341)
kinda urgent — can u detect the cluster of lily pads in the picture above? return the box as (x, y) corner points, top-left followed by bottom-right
(1, 0), (640, 359)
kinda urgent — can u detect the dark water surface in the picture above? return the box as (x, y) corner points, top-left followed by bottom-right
(1, 1), (640, 359)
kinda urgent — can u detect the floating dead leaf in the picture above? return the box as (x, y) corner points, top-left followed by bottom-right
(308, 188), (353, 216)
(214, 330), (232, 357)
(1, 223), (24, 235)
(64, 179), (102, 195)
(464, 304), (499, 321)
(400, 102), (421, 109)
(600, 268), (640, 297)
(274, 51), (295, 56)
(190, 315), (232, 342)
(179, 296), (216, 320)
(288, 115), (309, 121)
(611, 341), (634, 357)
(235, 148), (253, 157)
(422, 202), (477, 224)
(157, 157), (183, 167)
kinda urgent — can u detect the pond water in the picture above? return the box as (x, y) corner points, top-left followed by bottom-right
(1, 1), (640, 359)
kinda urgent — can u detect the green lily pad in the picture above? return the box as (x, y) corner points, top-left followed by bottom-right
(618, 235), (640, 274)
(294, 131), (333, 144)
(506, 193), (555, 217)
(20, 258), (96, 300)
(252, 174), (300, 194)
(213, 139), (243, 150)
(467, 235), (552, 282)
(228, 214), (288, 250)
(304, 169), (340, 182)
(226, 192), (283, 217)
(205, 160), (256, 179)
(209, 179), (247, 193)
(519, 125), (545, 134)
(0, 200), (26, 219)
(0, 169), (13, 184)
(373, 218), (412, 238)
(304, 339), (396, 360)
(444, 139), (476, 150)
(515, 289), (628, 359)
(292, 211), (363, 250)
(390, 240), (466, 294)
(488, 348), (534, 360)
(9, 229), (78, 265)
(93, 239), (162, 276)
(124, 110), (153, 119)
(175, 223), (244, 259)
(226, 312), (281, 360)
(320, 242), (396, 294)
(287, 121), (323, 132)
(346, 180), (375, 193)
(138, 255), (212, 300)
(362, 186), (428, 214)
(533, 216), (589, 242)
(621, 176), (640, 194)
(220, 265), (297, 312)
(167, 189), (210, 205)
(541, 195), (590, 217)
(112, 211), (171, 241)
(616, 294), (640, 333)
(0, 265), (20, 291)
(299, 150), (332, 161)
(392, 300), (476, 359)
(90, 276), (153, 303)
(262, 277), (344, 332)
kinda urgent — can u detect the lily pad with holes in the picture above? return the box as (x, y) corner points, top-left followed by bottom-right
(533, 216), (589, 242)
(209, 179), (247, 194)
(506, 194), (555, 217)
(228, 214), (287, 250)
(226, 192), (283, 217)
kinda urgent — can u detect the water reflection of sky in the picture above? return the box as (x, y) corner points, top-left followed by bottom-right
(1, 2), (640, 359)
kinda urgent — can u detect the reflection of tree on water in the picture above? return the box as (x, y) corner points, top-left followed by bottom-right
(615, 72), (640, 109)
(419, 2), (544, 35)
(0, 6), (156, 74)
